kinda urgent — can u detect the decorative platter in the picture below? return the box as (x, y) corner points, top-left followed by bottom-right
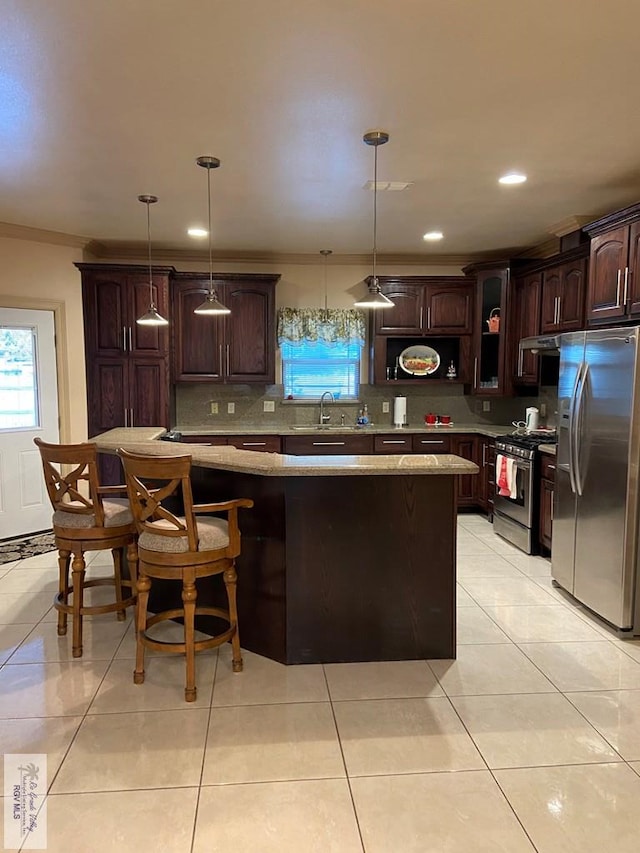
(398, 345), (440, 376)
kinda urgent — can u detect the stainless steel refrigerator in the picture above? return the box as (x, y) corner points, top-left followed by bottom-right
(553, 326), (640, 634)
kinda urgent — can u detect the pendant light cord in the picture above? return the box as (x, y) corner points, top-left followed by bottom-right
(146, 200), (154, 307)
(372, 142), (378, 287)
(207, 166), (213, 297)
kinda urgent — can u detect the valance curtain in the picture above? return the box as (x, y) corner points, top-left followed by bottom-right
(277, 307), (366, 347)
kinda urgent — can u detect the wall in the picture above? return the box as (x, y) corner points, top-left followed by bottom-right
(0, 236), (87, 442)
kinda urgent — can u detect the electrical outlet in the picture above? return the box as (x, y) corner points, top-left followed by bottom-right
(482, 400), (491, 412)
(227, 402), (235, 414)
(209, 402), (218, 414)
(263, 400), (275, 412)
(540, 402), (547, 418)
(382, 401), (390, 414)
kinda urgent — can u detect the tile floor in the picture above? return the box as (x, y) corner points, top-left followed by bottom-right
(1, 515), (640, 851)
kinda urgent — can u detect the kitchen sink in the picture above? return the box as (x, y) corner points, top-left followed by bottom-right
(291, 425), (359, 431)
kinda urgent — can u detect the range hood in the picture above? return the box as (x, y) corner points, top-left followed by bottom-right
(519, 334), (561, 355)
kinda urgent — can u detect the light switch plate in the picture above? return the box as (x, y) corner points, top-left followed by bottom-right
(227, 402), (235, 414)
(382, 401), (390, 413)
(482, 400), (491, 412)
(263, 400), (275, 412)
(210, 402), (218, 414)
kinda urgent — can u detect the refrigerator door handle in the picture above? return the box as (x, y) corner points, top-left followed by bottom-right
(573, 362), (589, 496)
(567, 362), (584, 495)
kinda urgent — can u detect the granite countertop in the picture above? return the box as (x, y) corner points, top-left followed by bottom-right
(539, 444), (557, 456)
(177, 422), (516, 439)
(92, 428), (479, 477)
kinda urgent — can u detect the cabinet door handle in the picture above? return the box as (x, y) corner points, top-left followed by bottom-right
(241, 442), (266, 447)
(616, 269), (622, 307)
(623, 266), (629, 308)
(219, 344), (223, 377)
(382, 440), (407, 444)
(419, 306), (424, 329)
(226, 344), (230, 375)
(547, 464), (556, 470)
(557, 296), (562, 325)
(427, 306), (431, 329)
(473, 357), (478, 390)
(312, 441), (346, 446)
(517, 347), (524, 377)
(130, 408), (134, 427)
(124, 408), (128, 427)
(123, 327), (127, 352)
(128, 327), (133, 351)
(482, 444), (487, 466)
(418, 439), (445, 445)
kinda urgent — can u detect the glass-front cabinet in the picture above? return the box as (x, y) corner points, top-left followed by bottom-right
(463, 263), (511, 396)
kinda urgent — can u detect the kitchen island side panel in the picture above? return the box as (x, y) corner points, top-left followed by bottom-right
(285, 474), (456, 663)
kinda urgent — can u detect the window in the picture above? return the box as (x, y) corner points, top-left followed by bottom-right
(0, 325), (39, 429)
(277, 307), (366, 400)
(281, 338), (361, 400)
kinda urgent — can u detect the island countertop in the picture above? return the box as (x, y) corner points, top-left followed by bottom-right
(92, 427), (479, 477)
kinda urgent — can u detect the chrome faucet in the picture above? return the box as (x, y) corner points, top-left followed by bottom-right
(319, 391), (334, 425)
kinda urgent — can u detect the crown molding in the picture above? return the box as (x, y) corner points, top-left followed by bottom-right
(514, 237), (560, 260)
(0, 221), (91, 249)
(547, 216), (592, 237)
(84, 240), (521, 267)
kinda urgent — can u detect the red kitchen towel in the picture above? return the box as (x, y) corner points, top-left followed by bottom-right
(497, 454), (509, 496)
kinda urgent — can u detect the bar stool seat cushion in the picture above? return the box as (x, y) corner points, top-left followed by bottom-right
(139, 516), (229, 553)
(53, 498), (133, 529)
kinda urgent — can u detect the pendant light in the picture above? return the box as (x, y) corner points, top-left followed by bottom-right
(136, 194), (168, 326)
(354, 130), (394, 309)
(194, 155), (230, 315)
(320, 248), (332, 310)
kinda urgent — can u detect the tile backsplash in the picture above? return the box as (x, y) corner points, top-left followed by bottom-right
(176, 383), (554, 430)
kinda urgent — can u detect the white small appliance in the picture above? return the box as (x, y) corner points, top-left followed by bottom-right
(525, 407), (539, 432)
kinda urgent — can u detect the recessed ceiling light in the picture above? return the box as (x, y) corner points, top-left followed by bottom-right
(423, 231), (444, 241)
(187, 227), (208, 238)
(499, 173), (527, 185)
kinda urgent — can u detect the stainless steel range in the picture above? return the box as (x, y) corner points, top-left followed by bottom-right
(493, 433), (557, 554)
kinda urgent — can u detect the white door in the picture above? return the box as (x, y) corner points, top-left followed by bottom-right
(0, 308), (59, 539)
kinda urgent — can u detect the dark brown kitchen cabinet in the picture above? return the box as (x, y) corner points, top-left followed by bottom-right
(283, 434), (374, 455)
(371, 277), (474, 336)
(540, 259), (586, 333)
(539, 452), (555, 553)
(77, 263), (173, 483)
(180, 434), (281, 452)
(475, 436), (495, 515)
(512, 272), (542, 386)
(450, 435), (478, 506)
(463, 263), (512, 396)
(585, 219), (640, 323)
(79, 264), (171, 359)
(172, 273), (279, 383)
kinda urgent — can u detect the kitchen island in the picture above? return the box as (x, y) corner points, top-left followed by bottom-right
(94, 428), (478, 664)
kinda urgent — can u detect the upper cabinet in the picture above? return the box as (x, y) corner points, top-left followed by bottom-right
(80, 265), (171, 358)
(372, 277), (473, 336)
(585, 203), (640, 324)
(540, 259), (586, 333)
(512, 271), (542, 386)
(463, 263), (511, 396)
(172, 273), (279, 382)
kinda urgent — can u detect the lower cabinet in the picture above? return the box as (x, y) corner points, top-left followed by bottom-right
(181, 435), (282, 453)
(477, 437), (496, 515)
(450, 435), (478, 507)
(539, 453), (556, 553)
(282, 434), (374, 455)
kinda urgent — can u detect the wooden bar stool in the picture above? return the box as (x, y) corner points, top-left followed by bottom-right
(34, 438), (137, 658)
(118, 449), (253, 702)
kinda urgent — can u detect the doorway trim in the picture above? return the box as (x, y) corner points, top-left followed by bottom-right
(0, 296), (71, 443)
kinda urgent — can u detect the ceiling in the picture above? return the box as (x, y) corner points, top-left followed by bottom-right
(2, 0), (640, 261)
